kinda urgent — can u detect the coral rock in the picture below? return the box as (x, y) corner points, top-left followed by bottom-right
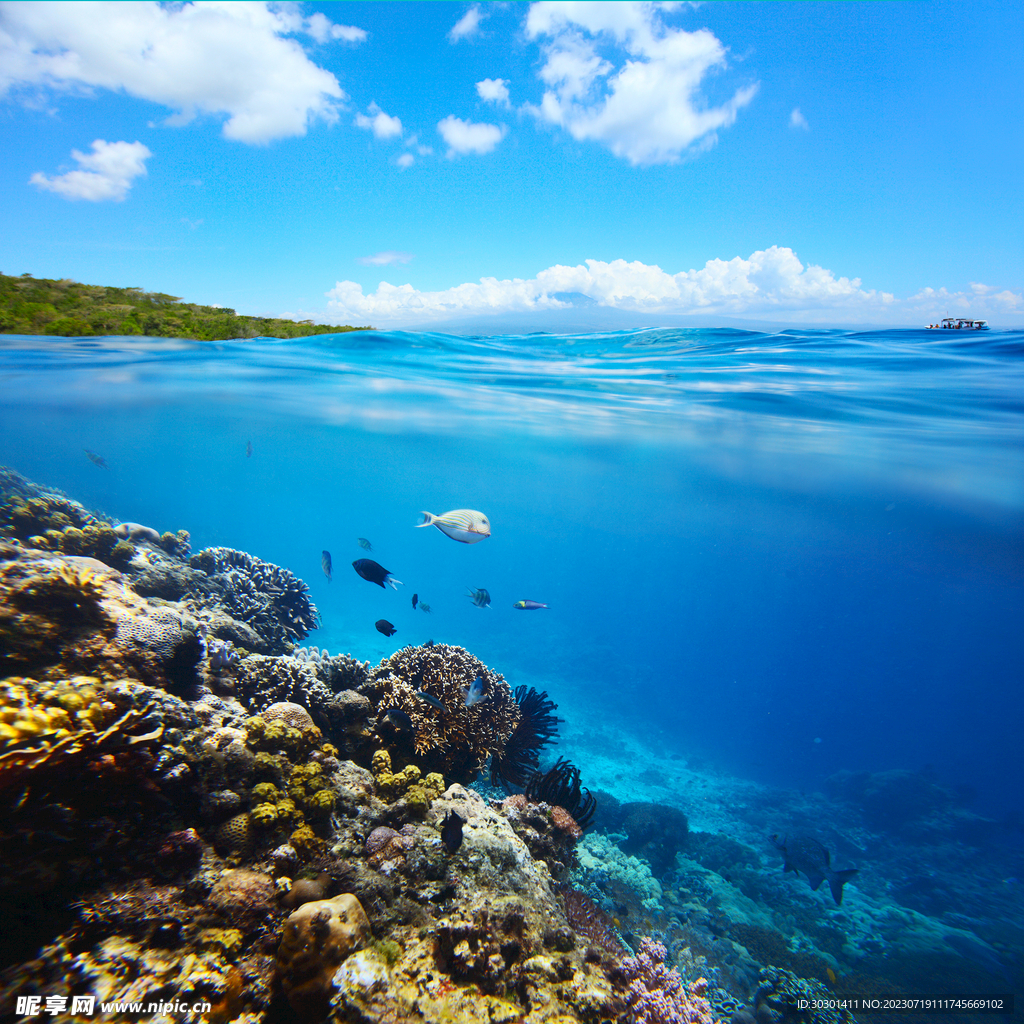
(276, 893), (371, 1019)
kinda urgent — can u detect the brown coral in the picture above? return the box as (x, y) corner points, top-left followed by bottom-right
(371, 643), (520, 784)
(276, 894), (371, 1019)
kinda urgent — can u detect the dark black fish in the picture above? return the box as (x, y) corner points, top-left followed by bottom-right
(383, 707), (414, 733)
(769, 832), (858, 905)
(375, 619), (397, 637)
(424, 639), (434, 646)
(321, 550), (332, 582)
(412, 593), (418, 610)
(414, 689), (444, 710)
(440, 810), (465, 854)
(352, 558), (403, 590)
(84, 449), (108, 468)
(245, 440), (253, 458)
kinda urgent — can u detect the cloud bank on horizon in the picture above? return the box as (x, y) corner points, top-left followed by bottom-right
(326, 248), (1021, 327)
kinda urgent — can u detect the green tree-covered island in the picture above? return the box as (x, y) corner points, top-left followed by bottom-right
(0, 272), (370, 340)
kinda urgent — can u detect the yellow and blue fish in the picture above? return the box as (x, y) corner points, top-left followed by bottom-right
(417, 508), (491, 544)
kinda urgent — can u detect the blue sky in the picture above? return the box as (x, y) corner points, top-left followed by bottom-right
(1, 0), (1021, 328)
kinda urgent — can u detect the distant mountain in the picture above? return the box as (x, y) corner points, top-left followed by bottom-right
(397, 304), (893, 335)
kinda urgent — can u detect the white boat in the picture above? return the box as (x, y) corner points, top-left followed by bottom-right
(926, 317), (988, 330)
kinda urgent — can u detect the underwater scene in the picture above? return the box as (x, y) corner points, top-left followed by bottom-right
(0, 325), (1021, 1024)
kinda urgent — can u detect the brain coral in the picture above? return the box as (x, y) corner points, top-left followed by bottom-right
(370, 643), (519, 784)
(189, 547), (319, 652)
(262, 701), (315, 731)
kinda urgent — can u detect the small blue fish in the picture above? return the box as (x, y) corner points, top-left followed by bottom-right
(467, 587), (490, 609)
(246, 440), (253, 458)
(414, 690), (444, 711)
(465, 676), (487, 707)
(84, 449), (108, 469)
(357, 537), (373, 551)
(420, 602), (432, 613)
(321, 550), (332, 582)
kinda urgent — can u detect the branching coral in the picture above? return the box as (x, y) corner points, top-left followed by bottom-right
(371, 644), (519, 784)
(615, 937), (716, 1024)
(189, 546), (319, 651)
(234, 654), (335, 733)
(490, 685), (562, 789)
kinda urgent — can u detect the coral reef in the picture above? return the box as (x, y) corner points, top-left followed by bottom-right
(0, 546), (203, 689)
(188, 546), (320, 652)
(498, 792), (586, 879)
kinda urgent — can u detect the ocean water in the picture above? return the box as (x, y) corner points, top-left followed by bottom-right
(2, 325), (1023, 1008)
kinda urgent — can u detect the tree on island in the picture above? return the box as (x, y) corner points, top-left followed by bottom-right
(0, 272), (370, 340)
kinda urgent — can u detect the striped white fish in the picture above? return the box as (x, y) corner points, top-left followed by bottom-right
(416, 508), (491, 544)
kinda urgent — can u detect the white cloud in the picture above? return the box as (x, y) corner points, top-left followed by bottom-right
(396, 153), (415, 169)
(304, 12), (367, 44)
(449, 5), (484, 42)
(355, 103), (403, 140)
(524, 0), (758, 165)
(326, 247), (901, 324)
(359, 251), (414, 266)
(907, 285), (1021, 313)
(0, 1), (353, 144)
(30, 139), (151, 201)
(477, 77), (511, 107)
(438, 115), (506, 157)
(790, 107), (809, 130)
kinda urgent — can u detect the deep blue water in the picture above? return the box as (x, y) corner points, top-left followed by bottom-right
(1, 326), (1022, 819)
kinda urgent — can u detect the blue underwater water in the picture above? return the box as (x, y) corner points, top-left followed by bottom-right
(2, 325), (1023, 1010)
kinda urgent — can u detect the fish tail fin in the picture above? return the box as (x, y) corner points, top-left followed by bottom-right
(388, 577), (404, 590)
(829, 869), (858, 905)
(416, 512), (435, 527)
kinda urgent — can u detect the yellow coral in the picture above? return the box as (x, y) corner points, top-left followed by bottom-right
(250, 802), (279, 827)
(289, 824), (325, 858)
(250, 781), (280, 803)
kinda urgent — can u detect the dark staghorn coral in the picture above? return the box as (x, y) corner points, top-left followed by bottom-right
(490, 685), (562, 789)
(370, 643), (520, 784)
(188, 546), (319, 652)
(526, 758), (597, 831)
